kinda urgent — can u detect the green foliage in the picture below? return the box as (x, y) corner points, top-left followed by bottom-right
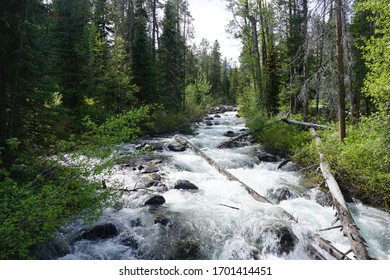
(247, 114), (312, 158)
(0, 106), (150, 259)
(295, 116), (390, 209)
(357, 0), (390, 115)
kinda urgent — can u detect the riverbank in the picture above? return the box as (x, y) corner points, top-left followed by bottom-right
(242, 112), (390, 212)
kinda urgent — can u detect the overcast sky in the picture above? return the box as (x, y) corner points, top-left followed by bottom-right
(187, 0), (241, 63)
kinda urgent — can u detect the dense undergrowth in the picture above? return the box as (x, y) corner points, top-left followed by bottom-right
(242, 110), (390, 211)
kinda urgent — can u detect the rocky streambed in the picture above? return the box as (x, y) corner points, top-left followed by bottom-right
(36, 106), (390, 260)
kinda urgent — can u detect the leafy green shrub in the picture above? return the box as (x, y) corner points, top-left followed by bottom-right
(295, 115), (390, 209)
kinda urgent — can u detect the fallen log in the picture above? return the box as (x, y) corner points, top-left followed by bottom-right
(310, 128), (370, 260)
(281, 113), (332, 130)
(175, 135), (273, 204)
(217, 132), (249, 149)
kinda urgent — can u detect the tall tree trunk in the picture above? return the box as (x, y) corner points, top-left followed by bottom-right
(302, 0), (309, 120)
(245, 1), (263, 113)
(335, 0), (346, 142)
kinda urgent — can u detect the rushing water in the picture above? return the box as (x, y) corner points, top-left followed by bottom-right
(57, 110), (390, 260)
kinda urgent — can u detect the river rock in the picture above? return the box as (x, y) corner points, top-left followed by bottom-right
(268, 187), (297, 204)
(256, 151), (278, 162)
(141, 164), (159, 174)
(119, 232), (139, 249)
(214, 114), (221, 118)
(224, 130), (238, 137)
(205, 121), (213, 126)
(81, 223), (119, 241)
(144, 195), (166, 206)
(168, 141), (186, 152)
(174, 238), (201, 260)
(154, 216), (171, 226)
(258, 226), (298, 256)
(136, 142), (156, 152)
(174, 179), (199, 190)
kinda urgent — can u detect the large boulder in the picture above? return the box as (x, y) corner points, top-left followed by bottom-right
(174, 180), (199, 190)
(81, 223), (119, 241)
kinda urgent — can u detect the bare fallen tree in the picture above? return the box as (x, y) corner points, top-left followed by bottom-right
(280, 115), (370, 259)
(281, 112), (333, 130)
(310, 128), (370, 259)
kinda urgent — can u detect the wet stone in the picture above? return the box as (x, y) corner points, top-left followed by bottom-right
(81, 223), (119, 241)
(174, 180), (199, 190)
(144, 195), (166, 206)
(168, 142), (186, 152)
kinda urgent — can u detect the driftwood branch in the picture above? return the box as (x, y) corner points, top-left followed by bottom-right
(219, 203), (240, 210)
(310, 128), (370, 260)
(312, 235), (351, 260)
(281, 113), (332, 130)
(217, 132), (249, 149)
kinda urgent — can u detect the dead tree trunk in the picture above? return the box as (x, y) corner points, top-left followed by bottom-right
(281, 113), (332, 129)
(310, 129), (370, 259)
(175, 135), (272, 204)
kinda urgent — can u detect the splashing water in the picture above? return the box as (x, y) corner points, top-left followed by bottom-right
(57, 110), (390, 260)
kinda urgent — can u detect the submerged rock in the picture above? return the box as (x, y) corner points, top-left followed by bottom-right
(154, 216), (171, 226)
(257, 225), (298, 256)
(119, 232), (139, 249)
(268, 187), (297, 204)
(174, 179), (199, 190)
(173, 238), (202, 260)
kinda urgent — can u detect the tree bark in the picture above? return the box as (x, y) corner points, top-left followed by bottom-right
(310, 128), (370, 259)
(281, 114), (332, 129)
(336, 0), (346, 142)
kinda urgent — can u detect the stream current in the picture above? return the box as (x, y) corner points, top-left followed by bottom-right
(58, 109), (390, 260)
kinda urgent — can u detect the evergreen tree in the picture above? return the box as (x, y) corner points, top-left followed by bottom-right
(51, 0), (92, 131)
(132, 0), (157, 105)
(158, 0), (186, 110)
(0, 0), (54, 161)
(210, 40), (222, 97)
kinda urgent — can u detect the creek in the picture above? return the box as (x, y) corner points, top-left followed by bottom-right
(55, 108), (390, 260)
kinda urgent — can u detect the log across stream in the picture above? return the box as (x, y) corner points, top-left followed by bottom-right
(49, 109), (390, 260)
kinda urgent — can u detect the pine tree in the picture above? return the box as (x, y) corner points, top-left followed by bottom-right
(132, 0), (157, 105)
(158, 0), (186, 110)
(210, 40), (222, 97)
(51, 0), (92, 131)
(0, 0), (54, 159)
